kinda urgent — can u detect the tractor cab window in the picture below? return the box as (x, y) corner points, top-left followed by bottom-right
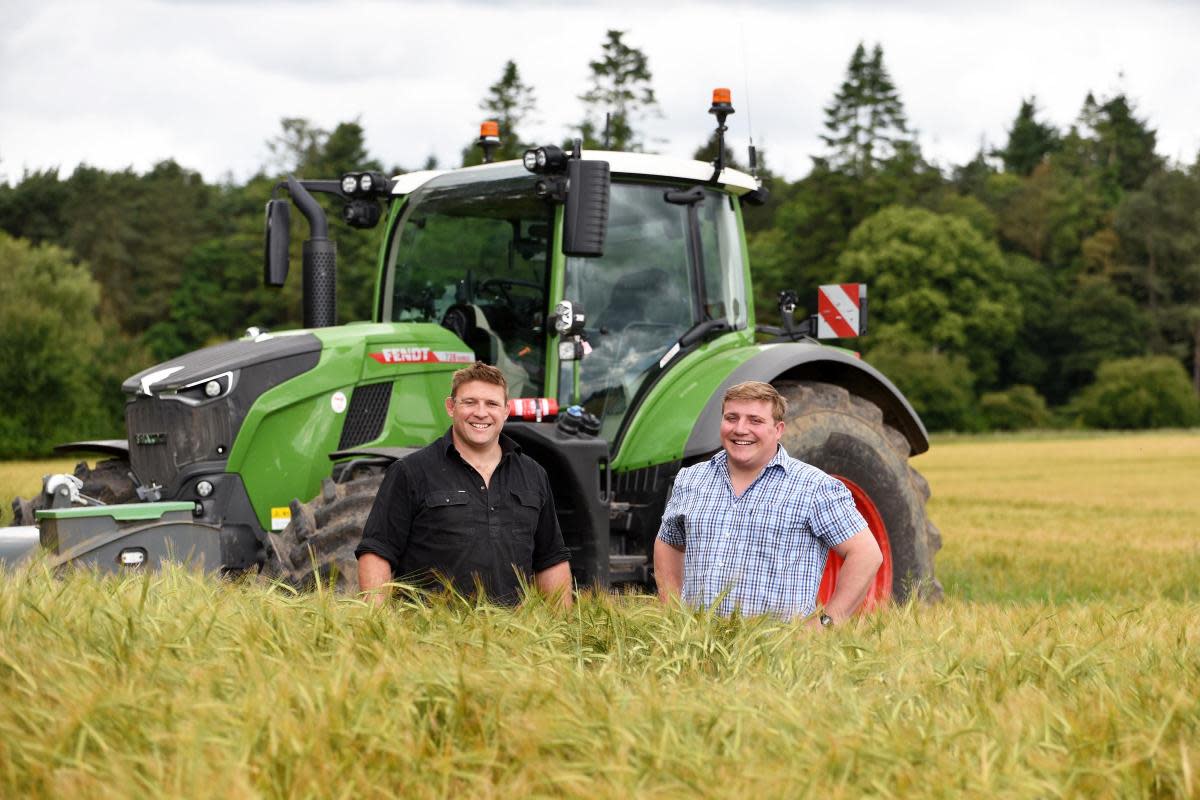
(561, 182), (748, 441)
(697, 191), (748, 331)
(562, 184), (694, 439)
(382, 168), (552, 398)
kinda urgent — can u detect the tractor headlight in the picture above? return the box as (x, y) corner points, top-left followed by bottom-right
(341, 175), (358, 195)
(359, 173), (374, 193)
(172, 371), (233, 404)
(523, 145), (567, 174)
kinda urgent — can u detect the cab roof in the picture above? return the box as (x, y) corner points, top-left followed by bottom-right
(390, 150), (759, 197)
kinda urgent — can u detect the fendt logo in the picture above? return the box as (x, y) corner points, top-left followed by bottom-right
(368, 348), (475, 365)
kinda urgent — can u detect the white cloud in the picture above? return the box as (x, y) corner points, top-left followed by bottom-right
(1, 0), (1196, 184)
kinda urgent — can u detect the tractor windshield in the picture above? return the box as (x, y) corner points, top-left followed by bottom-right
(562, 182), (747, 441)
(382, 167), (552, 398)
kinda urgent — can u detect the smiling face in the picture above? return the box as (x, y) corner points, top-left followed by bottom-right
(445, 379), (509, 454)
(720, 397), (785, 476)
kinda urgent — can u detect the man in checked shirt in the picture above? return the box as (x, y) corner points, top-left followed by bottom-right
(654, 381), (883, 626)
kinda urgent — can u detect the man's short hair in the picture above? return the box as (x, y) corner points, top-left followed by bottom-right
(450, 362), (508, 399)
(722, 380), (787, 422)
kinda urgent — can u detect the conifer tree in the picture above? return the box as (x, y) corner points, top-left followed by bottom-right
(578, 30), (659, 151)
(996, 97), (1060, 175)
(820, 43), (911, 177)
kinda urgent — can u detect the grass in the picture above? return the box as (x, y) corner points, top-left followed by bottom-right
(923, 431), (1200, 603)
(0, 433), (1198, 797)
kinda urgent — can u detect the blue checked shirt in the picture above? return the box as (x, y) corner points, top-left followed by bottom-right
(657, 445), (867, 619)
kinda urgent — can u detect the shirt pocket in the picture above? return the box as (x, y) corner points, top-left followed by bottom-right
(509, 489), (541, 559)
(421, 490), (472, 537)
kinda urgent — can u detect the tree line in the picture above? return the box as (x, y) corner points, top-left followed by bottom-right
(2, 32), (1198, 457)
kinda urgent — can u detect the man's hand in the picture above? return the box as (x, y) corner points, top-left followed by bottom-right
(358, 553), (393, 607)
(653, 537), (685, 603)
(812, 528), (883, 626)
(534, 561), (573, 609)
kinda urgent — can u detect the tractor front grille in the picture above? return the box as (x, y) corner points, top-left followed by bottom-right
(337, 382), (393, 450)
(126, 396), (233, 491)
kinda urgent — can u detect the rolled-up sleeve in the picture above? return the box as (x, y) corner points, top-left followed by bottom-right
(656, 472), (688, 548)
(354, 460), (412, 573)
(808, 474), (867, 548)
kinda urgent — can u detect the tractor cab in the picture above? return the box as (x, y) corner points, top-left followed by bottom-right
(376, 154), (758, 448)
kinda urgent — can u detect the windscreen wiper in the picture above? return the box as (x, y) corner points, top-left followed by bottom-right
(658, 318), (732, 369)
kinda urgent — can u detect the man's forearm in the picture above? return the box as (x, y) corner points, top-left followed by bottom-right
(534, 561), (573, 608)
(822, 531), (884, 623)
(358, 553), (393, 606)
(653, 538), (684, 603)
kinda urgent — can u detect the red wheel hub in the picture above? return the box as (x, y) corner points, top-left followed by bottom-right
(817, 475), (894, 612)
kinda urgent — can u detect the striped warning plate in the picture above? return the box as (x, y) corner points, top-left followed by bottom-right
(817, 283), (867, 338)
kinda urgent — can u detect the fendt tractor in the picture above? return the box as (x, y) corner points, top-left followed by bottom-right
(4, 91), (941, 607)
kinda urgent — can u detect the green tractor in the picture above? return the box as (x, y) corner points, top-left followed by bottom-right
(6, 92), (939, 606)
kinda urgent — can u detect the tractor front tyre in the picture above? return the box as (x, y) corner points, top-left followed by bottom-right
(9, 458), (138, 526)
(774, 380), (942, 606)
(263, 473), (385, 593)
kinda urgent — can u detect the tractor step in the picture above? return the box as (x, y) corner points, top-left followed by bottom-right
(608, 553), (649, 584)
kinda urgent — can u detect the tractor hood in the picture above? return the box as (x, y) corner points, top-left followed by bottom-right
(122, 332), (322, 398)
(120, 332), (323, 494)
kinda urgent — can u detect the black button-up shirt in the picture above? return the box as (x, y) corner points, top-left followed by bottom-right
(355, 428), (570, 604)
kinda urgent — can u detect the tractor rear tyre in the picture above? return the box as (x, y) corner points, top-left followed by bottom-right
(774, 379), (942, 604)
(9, 458), (138, 526)
(263, 473), (385, 592)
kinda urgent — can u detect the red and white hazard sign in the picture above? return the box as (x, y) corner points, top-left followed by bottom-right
(817, 283), (867, 338)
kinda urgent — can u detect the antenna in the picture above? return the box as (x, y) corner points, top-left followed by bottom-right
(740, 16), (760, 182)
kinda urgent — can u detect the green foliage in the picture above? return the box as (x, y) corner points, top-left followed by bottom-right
(1056, 92), (1163, 204)
(0, 167), (71, 242)
(820, 42), (912, 177)
(838, 205), (1019, 387)
(978, 385), (1051, 431)
(987, 162), (1107, 268)
(1115, 166), (1200, 362)
(1072, 355), (1200, 429)
(578, 30), (659, 151)
(996, 258), (1149, 405)
(995, 97), (1060, 175)
(864, 340), (980, 432)
(0, 233), (130, 456)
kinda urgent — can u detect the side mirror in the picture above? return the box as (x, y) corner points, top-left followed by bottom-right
(562, 160), (610, 257)
(263, 199), (291, 287)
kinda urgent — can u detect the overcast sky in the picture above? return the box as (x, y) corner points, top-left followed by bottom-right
(1, 0), (1196, 185)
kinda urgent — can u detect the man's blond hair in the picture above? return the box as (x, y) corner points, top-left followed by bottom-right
(450, 362), (508, 399)
(722, 381), (787, 422)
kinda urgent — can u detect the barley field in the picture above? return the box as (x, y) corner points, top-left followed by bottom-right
(1, 433), (1197, 798)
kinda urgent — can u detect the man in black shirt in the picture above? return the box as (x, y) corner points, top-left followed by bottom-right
(355, 362), (572, 607)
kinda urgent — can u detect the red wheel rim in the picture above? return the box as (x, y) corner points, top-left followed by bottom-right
(817, 475), (894, 613)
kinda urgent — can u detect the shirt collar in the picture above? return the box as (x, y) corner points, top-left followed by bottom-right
(708, 443), (789, 473)
(440, 427), (521, 459)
